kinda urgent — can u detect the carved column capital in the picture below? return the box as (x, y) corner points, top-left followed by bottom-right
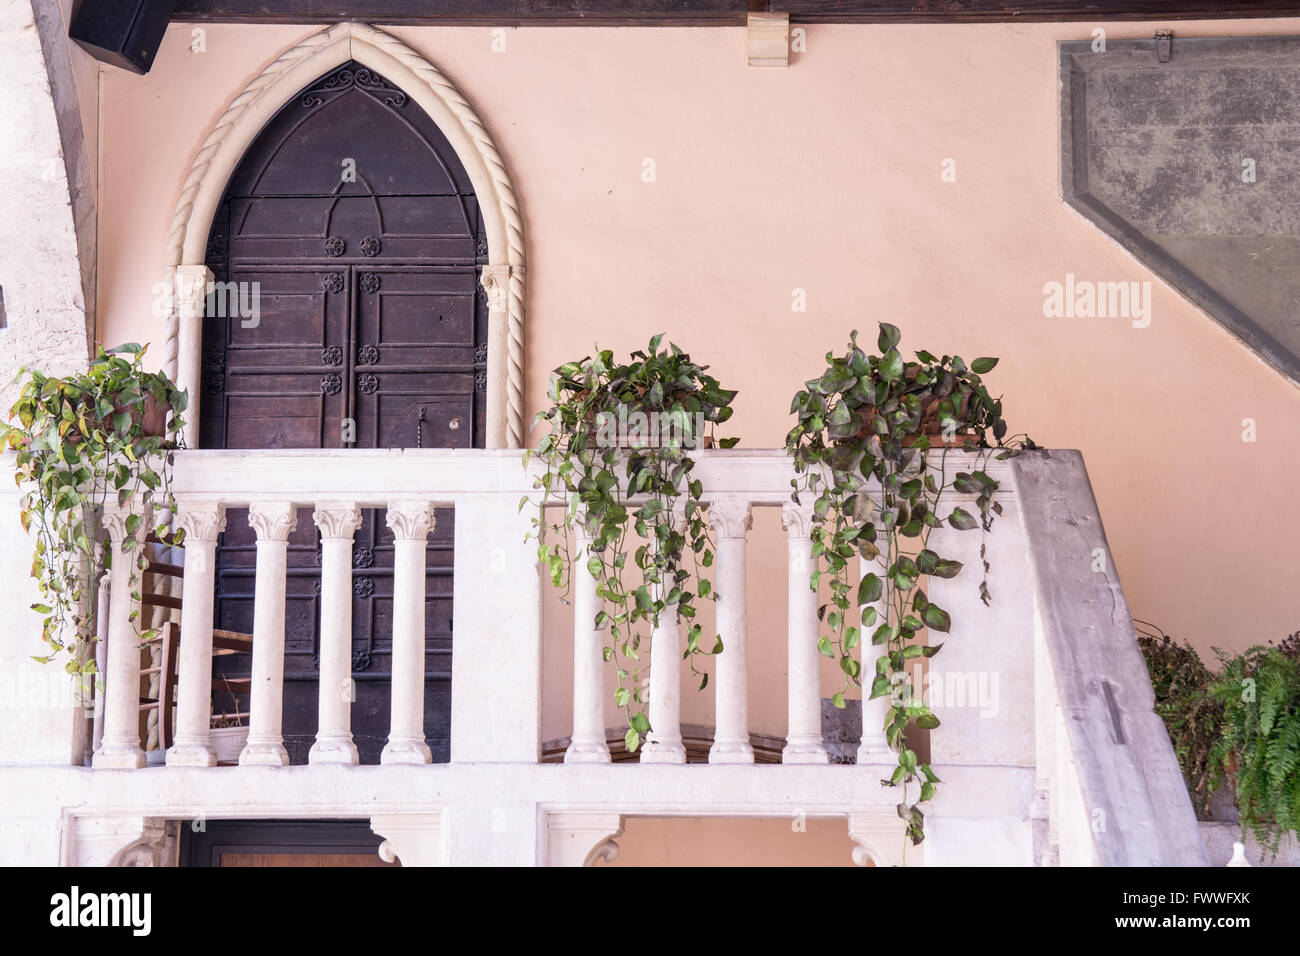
(101, 498), (152, 544)
(174, 265), (213, 322)
(479, 264), (513, 312)
(385, 500), (435, 541)
(781, 500), (817, 539)
(313, 501), (362, 540)
(175, 501), (226, 544)
(707, 499), (753, 538)
(248, 502), (297, 542)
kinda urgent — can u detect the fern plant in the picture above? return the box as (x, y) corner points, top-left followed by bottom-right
(1211, 643), (1300, 853)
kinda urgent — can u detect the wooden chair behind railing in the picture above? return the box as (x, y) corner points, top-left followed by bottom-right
(136, 538), (254, 752)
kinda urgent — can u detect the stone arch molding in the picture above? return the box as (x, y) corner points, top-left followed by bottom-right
(163, 21), (525, 449)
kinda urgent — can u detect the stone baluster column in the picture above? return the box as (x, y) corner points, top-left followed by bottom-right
(565, 520), (609, 763)
(858, 548), (894, 763)
(782, 501), (829, 764)
(93, 499), (151, 769)
(382, 501), (435, 765)
(239, 502), (297, 765)
(708, 499), (754, 764)
(309, 502), (362, 765)
(166, 501), (226, 766)
(641, 505), (687, 764)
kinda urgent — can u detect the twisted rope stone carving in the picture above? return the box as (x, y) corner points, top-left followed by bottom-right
(162, 22), (526, 447)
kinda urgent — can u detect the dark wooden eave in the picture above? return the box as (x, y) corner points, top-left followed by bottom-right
(173, 0), (1300, 26)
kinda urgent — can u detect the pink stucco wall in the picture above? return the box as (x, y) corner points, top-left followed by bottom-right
(94, 19), (1300, 864)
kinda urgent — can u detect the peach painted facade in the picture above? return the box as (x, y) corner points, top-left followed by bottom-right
(84, 18), (1298, 864)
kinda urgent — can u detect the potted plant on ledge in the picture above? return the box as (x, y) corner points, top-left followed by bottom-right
(1, 343), (187, 673)
(526, 335), (738, 751)
(785, 323), (1034, 846)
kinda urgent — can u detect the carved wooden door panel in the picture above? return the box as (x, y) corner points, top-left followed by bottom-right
(200, 61), (487, 764)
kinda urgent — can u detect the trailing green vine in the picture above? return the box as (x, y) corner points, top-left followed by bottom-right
(1, 344), (187, 673)
(785, 324), (1034, 847)
(525, 335), (738, 751)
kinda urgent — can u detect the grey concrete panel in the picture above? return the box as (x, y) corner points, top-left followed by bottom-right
(1062, 35), (1300, 383)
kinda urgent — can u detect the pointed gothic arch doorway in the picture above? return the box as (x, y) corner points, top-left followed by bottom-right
(200, 59), (488, 763)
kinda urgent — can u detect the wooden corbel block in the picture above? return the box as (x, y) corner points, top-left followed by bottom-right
(747, 12), (790, 68)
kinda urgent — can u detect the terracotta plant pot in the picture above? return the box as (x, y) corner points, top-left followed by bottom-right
(117, 392), (169, 438)
(62, 392), (170, 445)
(846, 405), (977, 450)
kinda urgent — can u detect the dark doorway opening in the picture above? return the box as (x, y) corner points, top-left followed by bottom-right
(200, 61), (488, 763)
(180, 819), (396, 867)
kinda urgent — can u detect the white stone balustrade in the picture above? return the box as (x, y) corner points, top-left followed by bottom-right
(240, 502), (297, 766)
(565, 518), (610, 763)
(93, 498), (152, 769)
(310, 502), (363, 765)
(781, 501), (828, 764)
(38, 447), (1203, 866)
(857, 548), (894, 764)
(381, 501), (436, 765)
(166, 501), (225, 767)
(640, 504), (688, 764)
(707, 499), (754, 764)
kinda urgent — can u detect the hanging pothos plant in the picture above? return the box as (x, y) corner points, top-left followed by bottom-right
(525, 335), (738, 751)
(786, 323), (1034, 847)
(1, 344), (187, 672)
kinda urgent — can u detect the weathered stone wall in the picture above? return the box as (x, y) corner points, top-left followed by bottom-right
(1063, 35), (1300, 383)
(0, 0), (97, 411)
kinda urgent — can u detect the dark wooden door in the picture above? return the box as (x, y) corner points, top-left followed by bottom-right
(200, 61), (487, 764)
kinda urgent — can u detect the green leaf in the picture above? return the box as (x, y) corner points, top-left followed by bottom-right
(946, 507), (978, 531)
(832, 691), (846, 709)
(921, 603), (951, 633)
(817, 365), (857, 395)
(872, 622), (898, 645)
(916, 713), (941, 730)
(624, 728), (642, 752)
(877, 323), (901, 354)
(817, 636), (834, 657)
(970, 357), (998, 374)
(878, 349), (904, 383)
(932, 558), (963, 579)
(857, 572), (883, 605)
